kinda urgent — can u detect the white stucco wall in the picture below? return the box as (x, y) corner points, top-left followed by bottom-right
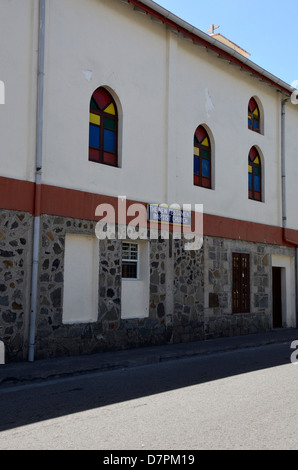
(283, 102), (298, 231)
(41, 0), (298, 228)
(0, 81), (4, 105)
(173, 37), (284, 227)
(1, 0), (298, 231)
(0, 0), (37, 182)
(42, 0), (168, 204)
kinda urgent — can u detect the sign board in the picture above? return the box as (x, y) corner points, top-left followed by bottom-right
(147, 204), (191, 227)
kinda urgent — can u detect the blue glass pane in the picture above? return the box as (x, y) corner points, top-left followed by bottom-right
(104, 129), (115, 153)
(202, 159), (210, 178)
(194, 156), (199, 175)
(248, 173), (252, 190)
(253, 119), (259, 130)
(254, 175), (261, 192)
(89, 124), (100, 149)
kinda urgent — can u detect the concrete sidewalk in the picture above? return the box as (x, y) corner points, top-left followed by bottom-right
(1, 328), (298, 385)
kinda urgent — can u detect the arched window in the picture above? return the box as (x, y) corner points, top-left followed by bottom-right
(193, 126), (211, 189)
(89, 87), (118, 166)
(248, 146), (262, 201)
(248, 97), (260, 133)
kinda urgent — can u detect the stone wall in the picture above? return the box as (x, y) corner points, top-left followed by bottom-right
(37, 216), (100, 358)
(0, 210), (33, 362)
(1, 211), (296, 362)
(172, 238), (204, 343)
(203, 237), (295, 338)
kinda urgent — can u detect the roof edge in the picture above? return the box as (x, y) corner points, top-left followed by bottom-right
(121, 0), (294, 96)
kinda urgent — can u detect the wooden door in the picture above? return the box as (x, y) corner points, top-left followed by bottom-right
(272, 267), (282, 328)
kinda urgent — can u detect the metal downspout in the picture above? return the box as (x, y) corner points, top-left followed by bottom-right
(281, 98), (298, 247)
(281, 98), (288, 240)
(296, 249), (298, 327)
(281, 98), (298, 328)
(28, 0), (45, 362)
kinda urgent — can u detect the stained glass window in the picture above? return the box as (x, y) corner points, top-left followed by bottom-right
(89, 87), (118, 166)
(194, 126), (211, 189)
(248, 97), (260, 133)
(248, 146), (262, 201)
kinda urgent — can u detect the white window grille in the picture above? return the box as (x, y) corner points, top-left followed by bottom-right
(122, 242), (139, 279)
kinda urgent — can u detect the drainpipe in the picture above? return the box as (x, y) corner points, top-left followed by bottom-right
(281, 98), (298, 246)
(281, 97), (298, 327)
(296, 250), (298, 326)
(28, 0), (46, 362)
(281, 98), (289, 240)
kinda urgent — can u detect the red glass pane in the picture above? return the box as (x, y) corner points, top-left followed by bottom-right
(89, 147), (100, 162)
(195, 126), (206, 144)
(249, 147), (258, 161)
(202, 177), (211, 188)
(103, 152), (116, 166)
(248, 98), (256, 113)
(93, 88), (111, 110)
(194, 175), (200, 186)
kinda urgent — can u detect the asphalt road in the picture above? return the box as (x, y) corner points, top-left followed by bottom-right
(0, 341), (297, 450)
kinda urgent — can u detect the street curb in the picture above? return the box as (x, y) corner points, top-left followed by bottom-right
(0, 329), (298, 385)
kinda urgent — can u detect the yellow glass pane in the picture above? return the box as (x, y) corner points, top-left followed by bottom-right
(254, 157), (260, 164)
(90, 113), (100, 126)
(194, 147), (200, 156)
(253, 108), (259, 116)
(104, 103), (116, 115)
(201, 137), (209, 147)
(248, 165), (252, 174)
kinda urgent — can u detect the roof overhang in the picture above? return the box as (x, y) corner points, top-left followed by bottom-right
(120, 0), (295, 97)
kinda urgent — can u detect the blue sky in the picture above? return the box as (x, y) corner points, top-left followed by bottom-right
(155, 0), (297, 86)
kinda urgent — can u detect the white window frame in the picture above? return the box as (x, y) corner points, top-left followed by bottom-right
(122, 242), (139, 280)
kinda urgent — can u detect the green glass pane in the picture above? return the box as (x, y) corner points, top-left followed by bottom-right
(90, 97), (99, 110)
(254, 167), (260, 176)
(104, 117), (116, 130)
(202, 149), (210, 159)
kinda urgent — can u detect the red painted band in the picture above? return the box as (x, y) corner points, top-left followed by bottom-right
(0, 176), (297, 247)
(0, 177), (35, 214)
